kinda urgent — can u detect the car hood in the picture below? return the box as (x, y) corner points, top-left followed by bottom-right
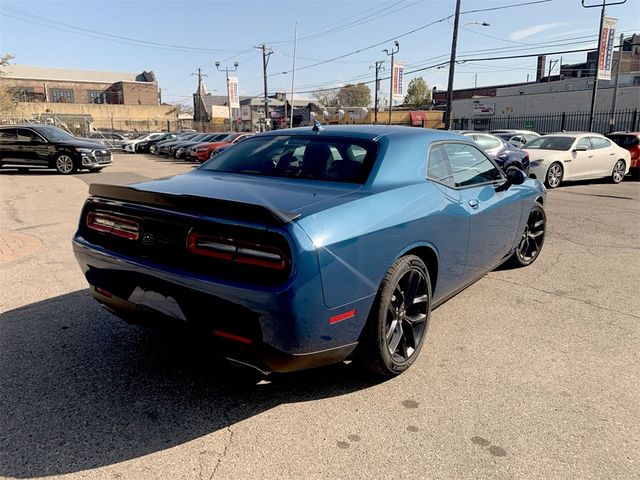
(54, 138), (108, 150)
(127, 170), (364, 217)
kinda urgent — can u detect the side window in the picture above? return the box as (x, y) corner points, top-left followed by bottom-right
(576, 137), (592, 150)
(590, 137), (611, 149)
(474, 135), (502, 150)
(0, 128), (16, 142)
(427, 144), (455, 188)
(15, 129), (42, 142)
(444, 143), (503, 187)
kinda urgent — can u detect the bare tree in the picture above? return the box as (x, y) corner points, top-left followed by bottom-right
(313, 88), (339, 107)
(0, 54), (16, 112)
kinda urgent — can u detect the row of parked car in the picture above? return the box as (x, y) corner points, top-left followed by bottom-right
(455, 129), (638, 188)
(120, 131), (254, 162)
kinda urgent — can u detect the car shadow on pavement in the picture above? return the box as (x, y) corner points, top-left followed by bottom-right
(0, 290), (381, 478)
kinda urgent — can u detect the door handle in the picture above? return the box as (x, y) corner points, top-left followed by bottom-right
(468, 199), (479, 209)
(609, 153), (615, 155)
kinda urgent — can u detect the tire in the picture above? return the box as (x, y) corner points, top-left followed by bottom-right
(545, 162), (563, 189)
(356, 255), (431, 377)
(54, 153), (77, 175)
(149, 145), (157, 154)
(507, 202), (546, 268)
(611, 160), (625, 184)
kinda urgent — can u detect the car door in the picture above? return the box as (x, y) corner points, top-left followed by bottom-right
(567, 136), (595, 180)
(589, 136), (617, 177)
(0, 128), (18, 162)
(425, 144), (469, 299)
(441, 142), (523, 283)
(14, 128), (49, 166)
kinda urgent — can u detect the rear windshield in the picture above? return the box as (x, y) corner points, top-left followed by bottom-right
(199, 135), (378, 184)
(525, 136), (575, 151)
(607, 135), (639, 147)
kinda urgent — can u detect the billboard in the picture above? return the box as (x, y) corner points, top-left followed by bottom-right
(392, 62), (404, 100)
(598, 17), (618, 81)
(473, 103), (495, 115)
(228, 76), (240, 109)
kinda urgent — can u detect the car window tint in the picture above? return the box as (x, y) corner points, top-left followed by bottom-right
(427, 144), (455, 188)
(15, 129), (41, 142)
(474, 135), (502, 150)
(444, 143), (503, 187)
(576, 137), (592, 150)
(0, 128), (16, 141)
(525, 136), (575, 151)
(590, 137), (611, 149)
(608, 135), (639, 147)
(200, 135), (378, 184)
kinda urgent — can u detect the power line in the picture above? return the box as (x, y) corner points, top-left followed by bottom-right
(0, 6), (244, 54)
(263, 0), (555, 79)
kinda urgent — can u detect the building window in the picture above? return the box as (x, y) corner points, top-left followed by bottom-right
(51, 88), (74, 103)
(12, 87), (37, 102)
(633, 76), (640, 86)
(88, 90), (105, 104)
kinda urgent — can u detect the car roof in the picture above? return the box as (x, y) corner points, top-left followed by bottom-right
(544, 132), (605, 137)
(257, 124), (464, 142)
(608, 131), (640, 136)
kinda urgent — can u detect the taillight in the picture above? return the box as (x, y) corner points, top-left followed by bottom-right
(86, 211), (140, 240)
(187, 231), (287, 270)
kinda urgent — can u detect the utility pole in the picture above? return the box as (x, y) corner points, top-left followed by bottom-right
(445, 0), (462, 130)
(609, 33), (624, 132)
(215, 61), (239, 132)
(191, 68), (208, 131)
(290, 21), (298, 128)
(383, 41), (399, 126)
(370, 60), (384, 124)
(582, 0), (627, 132)
(255, 44), (273, 131)
(474, 73), (478, 88)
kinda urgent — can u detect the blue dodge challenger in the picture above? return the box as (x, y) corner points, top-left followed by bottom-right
(73, 125), (546, 377)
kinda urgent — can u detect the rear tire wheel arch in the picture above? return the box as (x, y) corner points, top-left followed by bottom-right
(611, 159), (625, 183)
(356, 254), (432, 377)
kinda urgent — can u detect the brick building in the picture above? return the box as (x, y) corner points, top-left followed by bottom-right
(0, 65), (159, 105)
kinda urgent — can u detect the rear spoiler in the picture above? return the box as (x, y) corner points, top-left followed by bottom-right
(88, 183), (300, 226)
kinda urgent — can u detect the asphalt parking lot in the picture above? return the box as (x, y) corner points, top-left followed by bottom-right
(1, 153), (638, 480)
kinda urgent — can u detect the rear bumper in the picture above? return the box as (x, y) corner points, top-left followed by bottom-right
(72, 235), (369, 373)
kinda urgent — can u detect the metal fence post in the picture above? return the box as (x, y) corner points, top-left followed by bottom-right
(633, 109), (639, 131)
(561, 112), (566, 131)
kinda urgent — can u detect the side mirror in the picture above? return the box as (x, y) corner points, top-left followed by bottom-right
(506, 167), (526, 185)
(496, 167), (526, 191)
(574, 145), (588, 152)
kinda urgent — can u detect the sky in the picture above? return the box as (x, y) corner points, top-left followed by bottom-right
(1, 0), (639, 107)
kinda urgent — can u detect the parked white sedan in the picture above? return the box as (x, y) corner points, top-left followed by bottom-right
(525, 133), (631, 188)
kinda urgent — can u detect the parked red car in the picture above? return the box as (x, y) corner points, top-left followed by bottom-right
(606, 132), (640, 178)
(192, 133), (254, 162)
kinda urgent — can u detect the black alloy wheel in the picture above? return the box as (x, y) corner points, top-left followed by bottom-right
(509, 202), (546, 267)
(357, 255), (431, 377)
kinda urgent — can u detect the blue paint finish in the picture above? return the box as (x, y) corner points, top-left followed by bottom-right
(74, 125), (546, 371)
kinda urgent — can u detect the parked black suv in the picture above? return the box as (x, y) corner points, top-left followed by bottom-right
(0, 124), (112, 174)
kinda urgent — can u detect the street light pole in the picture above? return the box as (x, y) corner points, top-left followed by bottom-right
(215, 61), (239, 132)
(383, 41), (399, 126)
